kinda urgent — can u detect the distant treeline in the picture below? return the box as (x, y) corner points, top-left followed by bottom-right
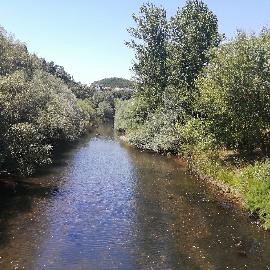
(92, 77), (134, 89)
(0, 27), (133, 176)
(115, 0), (270, 229)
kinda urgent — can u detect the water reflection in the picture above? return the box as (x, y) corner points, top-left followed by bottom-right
(0, 125), (270, 269)
(129, 150), (270, 269)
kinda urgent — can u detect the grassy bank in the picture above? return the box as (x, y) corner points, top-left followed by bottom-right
(184, 150), (270, 229)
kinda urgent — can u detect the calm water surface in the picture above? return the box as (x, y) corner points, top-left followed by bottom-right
(1, 125), (270, 270)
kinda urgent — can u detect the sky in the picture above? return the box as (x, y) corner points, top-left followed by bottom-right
(1, 1), (270, 84)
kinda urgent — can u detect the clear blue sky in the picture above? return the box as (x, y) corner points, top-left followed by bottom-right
(1, 1), (270, 84)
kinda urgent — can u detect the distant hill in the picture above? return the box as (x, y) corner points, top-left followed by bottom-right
(92, 77), (134, 89)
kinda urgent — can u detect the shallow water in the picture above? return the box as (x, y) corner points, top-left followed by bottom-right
(0, 125), (270, 270)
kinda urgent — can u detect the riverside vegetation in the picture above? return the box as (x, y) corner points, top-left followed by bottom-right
(0, 27), (133, 176)
(1, 0), (270, 231)
(115, 0), (270, 229)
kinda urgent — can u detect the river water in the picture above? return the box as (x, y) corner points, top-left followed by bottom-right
(0, 125), (270, 270)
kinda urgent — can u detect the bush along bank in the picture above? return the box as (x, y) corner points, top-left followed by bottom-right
(115, 0), (270, 229)
(0, 27), (98, 176)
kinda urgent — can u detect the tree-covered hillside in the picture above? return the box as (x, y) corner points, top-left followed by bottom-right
(92, 77), (134, 89)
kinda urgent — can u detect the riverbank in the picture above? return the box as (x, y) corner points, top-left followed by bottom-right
(174, 156), (242, 203)
(189, 151), (270, 229)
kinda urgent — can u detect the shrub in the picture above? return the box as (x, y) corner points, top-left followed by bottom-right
(237, 160), (270, 229)
(114, 97), (149, 132)
(0, 28), (95, 175)
(5, 123), (52, 175)
(177, 118), (216, 155)
(96, 101), (114, 119)
(77, 99), (96, 129)
(32, 71), (85, 142)
(197, 30), (270, 152)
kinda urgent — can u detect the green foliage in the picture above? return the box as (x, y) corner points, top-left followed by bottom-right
(240, 161), (270, 228)
(96, 101), (113, 119)
(190, 153), (270, 229)
(0, 27), (95, 175)
(169, 0), (221, 90)
(119, 1), (270, 155)
(116, 0), (220, 154)
(111, 88), (133, 101)
(70, 82), (94, 100)
(33, 71), (86, 142)
(40, 59), (73, 83)
(177, 118), (216, 155)
(5, 123), (52, 176)
(190, 151), (240, 187)
(90, 88), (134, 121)
(0, 27), (33, 77)
(115, 97), (149, 131)
(197, 30), (270, 152)
(126, 0), (220, 112)
(91, 91), (110, 107)
(129, 111), (181, 152)
(115, 96), (183, 153)
(38, 56), (96, 100)
(127, 3), (168, 107)
(115, 1), (270, 229)
(77, 99), (96, 129)
(92, 77), (134, 89)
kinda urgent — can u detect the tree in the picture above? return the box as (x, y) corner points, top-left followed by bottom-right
(5, 123), (52, 175)
(0, 26), (97, 175)
(126, 3), (168, 107)
(116, 1), (221, 153)
(169, 0), (221, 91)
(0, 27), (32, 77)
(196, 30), (270, 152)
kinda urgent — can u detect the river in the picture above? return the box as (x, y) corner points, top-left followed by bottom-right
(0, 125), (270, 270)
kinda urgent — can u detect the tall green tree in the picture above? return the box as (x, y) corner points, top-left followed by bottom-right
(169, 0), (221, 91)
(126, 3), (168, 107)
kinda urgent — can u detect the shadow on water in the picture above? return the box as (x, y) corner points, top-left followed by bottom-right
(34, 124), (115, 178)
(0, 179), (55, 248)
(0, 129), (97, 249)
